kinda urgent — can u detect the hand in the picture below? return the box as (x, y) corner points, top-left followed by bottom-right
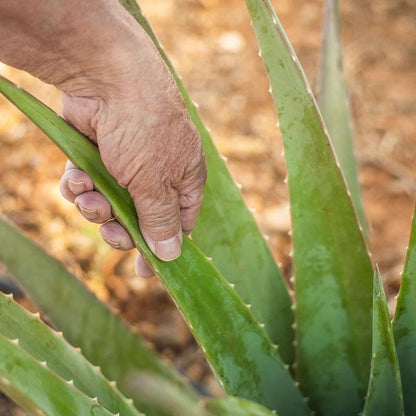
(56, 6), (206, 276)
(59, 87), (206, 276)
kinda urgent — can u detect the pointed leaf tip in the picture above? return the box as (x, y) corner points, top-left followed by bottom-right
(317, 0), (367, 237)
(393, 202), (416, 415)
(363, 269), (404, 416)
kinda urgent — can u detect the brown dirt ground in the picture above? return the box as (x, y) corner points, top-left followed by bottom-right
(0, 0), (415, 413)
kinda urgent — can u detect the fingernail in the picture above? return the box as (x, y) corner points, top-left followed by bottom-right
(76, 203), (99, 220)
(68, 179), (85, 194)
(155, 235), (182, 261)
(102, 237), (121, 249)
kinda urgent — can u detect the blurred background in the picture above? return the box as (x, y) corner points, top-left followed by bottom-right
(0, 0), (415, 413)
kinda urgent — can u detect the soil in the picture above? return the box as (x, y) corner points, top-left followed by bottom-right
(0, 0), (415, 414)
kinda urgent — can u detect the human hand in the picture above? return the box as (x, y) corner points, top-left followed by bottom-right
(59, 87), (206, 276)
(56, 6), (206, 276)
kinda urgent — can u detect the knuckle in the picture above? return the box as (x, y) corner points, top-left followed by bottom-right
(140, 209), (179, 230)
(179, 192), (203, 210)
(139, 211), (181, 241)
(129, 173), (180, 236)
(180, 153), (207, 195)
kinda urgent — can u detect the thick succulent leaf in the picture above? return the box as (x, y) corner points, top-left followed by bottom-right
(205, 396), (276, 416)
(243, 1), (373, 414)
(362, 270), (404, 416)
(393, 203), (416, 415)
(118, 0), (295, 365)
(0, 78), (308, 414)
(0, 216), (194, 416)
(0, 333), (116, 416)
(0, 292), (142, 416)
(317, 0), (366, 235)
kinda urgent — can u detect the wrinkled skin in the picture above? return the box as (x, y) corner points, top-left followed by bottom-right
(59, 90), (206, 275)
(0, 0), (207, 276)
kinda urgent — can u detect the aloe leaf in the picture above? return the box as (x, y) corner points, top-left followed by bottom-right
(205, 396), (276, 416)
(393, 203), (416, 415)
(317, 0), (366, 235)
(0, 78), (308, 414)
(362, 269), (404, 416)
(118, 0), (295, 365)
(0, 333), (117, 416)
(0, 215), (194, 415)
(243, 1), (373, 414)
(0, 292), (142, 416)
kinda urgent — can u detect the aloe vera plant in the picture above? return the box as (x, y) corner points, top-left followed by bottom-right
(0, 0), (413, 415)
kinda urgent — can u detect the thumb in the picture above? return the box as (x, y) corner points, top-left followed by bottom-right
(130, 181), (183, 262)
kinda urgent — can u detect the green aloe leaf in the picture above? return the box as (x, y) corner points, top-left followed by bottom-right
(0, 215), (194, 416)
(362, 269), (404, 416)
(118, 0), (295, 365)
(393, 202), (416, 415)
(0, 333), (117, 416)
(205, 397), (276, 416)
(0, 78), (308, 414)
(317, 0), (366, 236)
(243, 0), (373, 414)
(0, 292), (142, 416)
